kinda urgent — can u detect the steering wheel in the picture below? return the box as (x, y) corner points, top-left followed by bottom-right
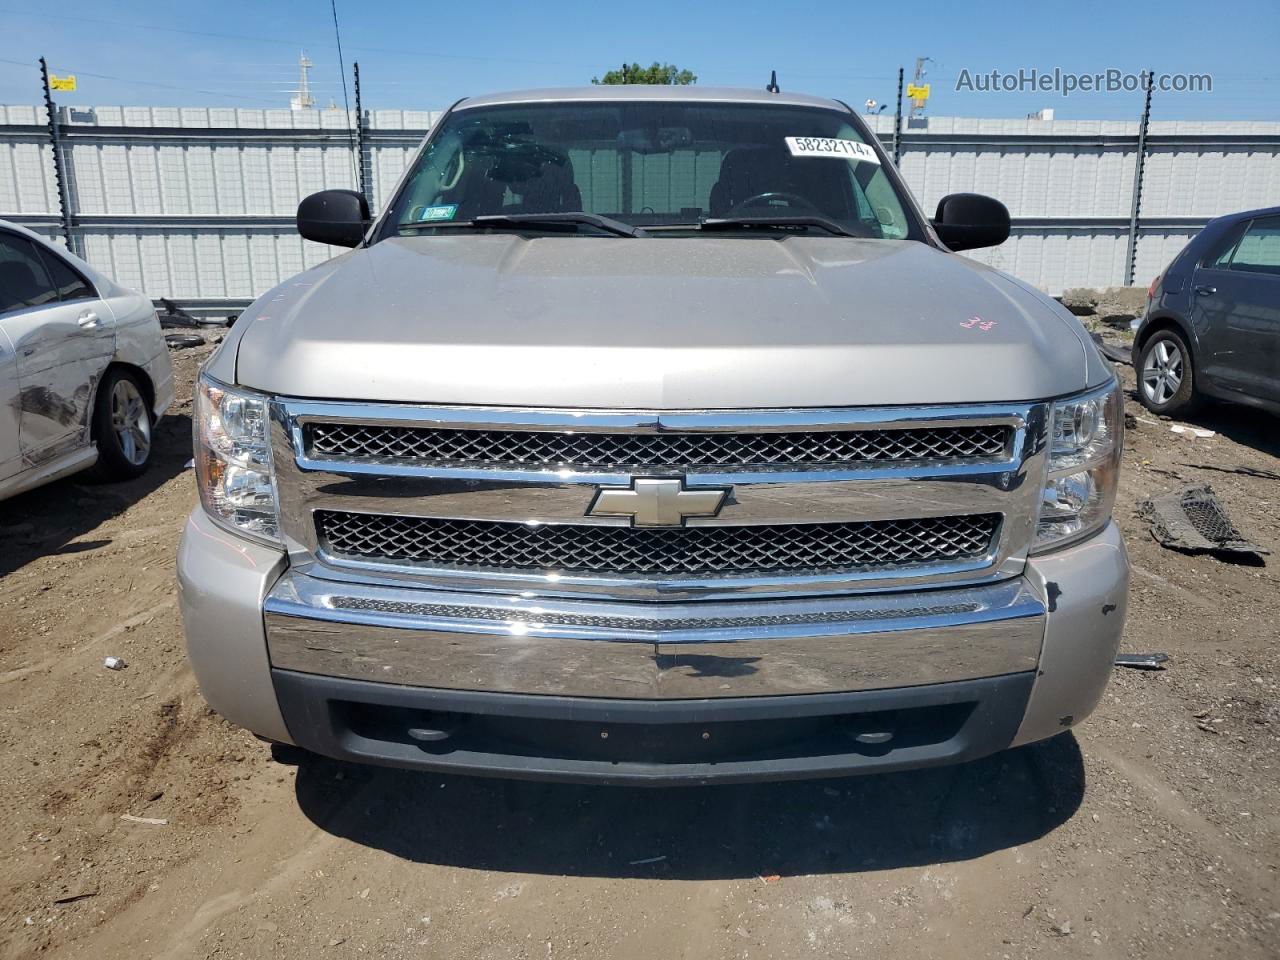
(725, 191), (821, 217)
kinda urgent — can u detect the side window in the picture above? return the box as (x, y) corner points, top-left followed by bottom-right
(35, 245), (95, 301)
(0, 233), (57, 315)
(1200, 222), (1246, 269)
(1228, 217), (1280, 277)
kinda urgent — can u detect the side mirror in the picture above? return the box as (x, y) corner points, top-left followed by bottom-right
(930, 193), (1010, 252)
(297, 189), (370, 247)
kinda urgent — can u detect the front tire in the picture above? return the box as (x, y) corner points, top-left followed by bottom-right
(1137, 329), (1199, 416)
(85, 368), (154, 481)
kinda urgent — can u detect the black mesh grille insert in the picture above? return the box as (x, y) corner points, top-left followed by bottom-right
(317, 511), (1001, 576)
(307, 422), (1011, 469)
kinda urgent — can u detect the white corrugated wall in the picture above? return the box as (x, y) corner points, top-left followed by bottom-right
(2, 104), (1278, 302)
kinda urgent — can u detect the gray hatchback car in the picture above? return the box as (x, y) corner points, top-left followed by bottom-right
(1133, 206), (1280, 417)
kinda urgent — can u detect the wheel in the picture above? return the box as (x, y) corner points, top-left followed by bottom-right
(1137, 328), (1199, 416)
(84, 368), (154, 481)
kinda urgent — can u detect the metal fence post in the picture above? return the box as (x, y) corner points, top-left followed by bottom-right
(1125, 69), (1154, 287)
(892, 67), (904, 166)
(354, 62), (371, 207)
(38, 57), (75, 251)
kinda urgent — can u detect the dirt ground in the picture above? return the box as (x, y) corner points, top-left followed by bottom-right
(1, 339), (1277, 960)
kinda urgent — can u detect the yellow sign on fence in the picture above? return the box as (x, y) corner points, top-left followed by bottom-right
(50, 74), (77, 92)
(906, 83), (930, 101)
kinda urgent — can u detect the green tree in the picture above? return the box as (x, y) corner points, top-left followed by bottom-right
(593, 63), (697, 85)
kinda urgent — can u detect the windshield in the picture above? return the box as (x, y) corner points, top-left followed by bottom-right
(382, 100), (919, 239)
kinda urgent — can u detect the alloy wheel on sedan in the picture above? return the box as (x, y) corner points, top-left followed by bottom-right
(111, 378), (152, 466)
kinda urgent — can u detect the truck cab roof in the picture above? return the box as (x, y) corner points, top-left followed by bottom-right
(455, 85), (849, 113)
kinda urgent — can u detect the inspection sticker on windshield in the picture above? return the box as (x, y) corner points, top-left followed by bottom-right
(784, 137), (880, 164)
(416, 204), (458, 222)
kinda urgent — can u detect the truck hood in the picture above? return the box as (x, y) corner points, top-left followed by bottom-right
(229, 235), (1104, 408)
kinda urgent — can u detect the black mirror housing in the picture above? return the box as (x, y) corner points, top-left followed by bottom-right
(297, 190), (371, 247)
(931, 193), (1010, 252)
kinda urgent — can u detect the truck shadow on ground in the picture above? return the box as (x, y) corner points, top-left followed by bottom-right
(291, 733), (1084, 880)
(1175, 402), (1280, 458)
(1124, 379), (1280, 459)
(0, 414), (192, 579)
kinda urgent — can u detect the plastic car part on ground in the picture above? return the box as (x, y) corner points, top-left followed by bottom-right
(1136, 483), (1269, 560)
(164, 333), (206, 350)
(1115, 652), (1170, 670)
(157, 298), (234, 329)
(1170, 424), (1215, 439)
(1089, 332), (1132, 365)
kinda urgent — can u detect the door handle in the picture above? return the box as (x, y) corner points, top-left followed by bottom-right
(1194, 285), (1217, 296)
(77, 310), (100, 329)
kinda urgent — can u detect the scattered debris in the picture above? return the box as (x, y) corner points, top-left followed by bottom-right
(1115, 653), (1169, 670)
(157, 298), (199, 328)
(103, 657), (128, 671)
(157, 298), (231, 328)
(183, 458), (195, 470)
(1169, 424), (1216, 439)
(120, 814), (168, 826)
(164, 333), (205, 350)
(1137, 484), (1269, 561)
(1177, 462), (1280, 482)
(52, 890), (98, 905)
(1089, 333), (1131, 365)
(628, 855), (667, 865)
(1052, 920), (1074, 937)
(759, 874), (781, 884)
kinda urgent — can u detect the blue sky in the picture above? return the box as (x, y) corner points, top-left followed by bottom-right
(2, 0), (1277, 120)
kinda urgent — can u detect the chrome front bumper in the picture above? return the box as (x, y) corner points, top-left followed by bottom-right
(264, 574), (1045, 699)
(181, 503), (1128, 782)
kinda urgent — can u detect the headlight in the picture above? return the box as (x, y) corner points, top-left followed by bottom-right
(1033, 380), (1123, 551)
(194, 373), (281, 545)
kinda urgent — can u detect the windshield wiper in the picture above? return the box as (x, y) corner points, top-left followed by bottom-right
(403, 212), (645, 238)
(698, 216), (861, 239)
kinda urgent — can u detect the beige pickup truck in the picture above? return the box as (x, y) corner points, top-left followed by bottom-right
(179, 86), (1128, 785)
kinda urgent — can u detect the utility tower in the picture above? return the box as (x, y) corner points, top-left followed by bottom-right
(908, 56), (934, 120)
(289, 52), (315, 111)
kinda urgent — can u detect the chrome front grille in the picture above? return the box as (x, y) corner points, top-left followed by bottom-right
(274, 401), (1046, 600)
(307, 421), (1011, 468)
(317, 510), (1001, 576)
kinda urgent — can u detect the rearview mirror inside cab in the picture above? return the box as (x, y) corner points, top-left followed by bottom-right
(931, 193), (1011, 252)
(297, 190), (371, 248)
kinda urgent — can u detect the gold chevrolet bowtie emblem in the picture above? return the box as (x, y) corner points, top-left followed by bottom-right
(587, 477), (729, 527)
